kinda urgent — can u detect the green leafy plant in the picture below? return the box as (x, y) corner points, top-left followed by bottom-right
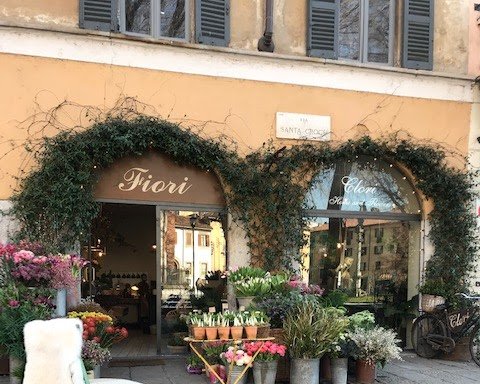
(0, 284), (54, 360)
(348, 310), (375, 331)
(9, 109), (478, 292)
(283, 301), (349, 359)
(418, 279), (448, 297)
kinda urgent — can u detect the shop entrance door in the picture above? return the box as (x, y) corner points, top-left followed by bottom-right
(85, 204), (227, 357)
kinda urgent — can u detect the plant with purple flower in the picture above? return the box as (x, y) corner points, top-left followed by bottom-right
(82, 340), (111, 370)
(51, 254), (88, 290)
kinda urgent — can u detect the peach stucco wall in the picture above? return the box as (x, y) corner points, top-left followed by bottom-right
(468, 0), (480, 76)
(0, 52), (471, 201)
(0, 0), (476, 76)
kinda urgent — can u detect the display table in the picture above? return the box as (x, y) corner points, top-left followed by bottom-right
(185, 337), (275, 384)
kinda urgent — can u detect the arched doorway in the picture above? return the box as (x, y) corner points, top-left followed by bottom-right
(303, 156), (422, 343)
(85, 151), (227, 356)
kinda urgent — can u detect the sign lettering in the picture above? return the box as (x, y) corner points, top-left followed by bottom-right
(448, 310), (471, 331)
(118, 167), (193, 195)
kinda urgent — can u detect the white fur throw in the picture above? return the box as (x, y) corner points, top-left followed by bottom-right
(23, 318), (141, 384)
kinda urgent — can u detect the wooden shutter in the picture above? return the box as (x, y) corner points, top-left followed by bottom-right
(79, 0), (118, 32)
(308, 0), (339, 59)
(196, 0), (230, 47)
(403, 0), (434, 70)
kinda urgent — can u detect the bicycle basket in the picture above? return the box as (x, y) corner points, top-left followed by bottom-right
(421, 294), (446, 313)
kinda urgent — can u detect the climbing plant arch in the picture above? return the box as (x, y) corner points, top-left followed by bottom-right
(10, 117), (478, 298)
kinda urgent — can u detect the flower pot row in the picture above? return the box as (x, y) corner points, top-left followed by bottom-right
(191, 324), (271, 340)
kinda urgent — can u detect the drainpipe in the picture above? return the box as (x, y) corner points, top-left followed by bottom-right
(258, 0), (274, 52)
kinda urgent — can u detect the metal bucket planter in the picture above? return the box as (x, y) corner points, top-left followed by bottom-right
(55, 288), (67, 317)
(253, 360), (278, 384)
(227, 364), (248, 384)
(290, 358), (320, 384)
(9, 356), (21, 384)
(237, 296), (255, 309)
(331, 358), (348, 384)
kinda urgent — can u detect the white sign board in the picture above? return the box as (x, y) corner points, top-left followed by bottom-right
(276, 112), (331, 141)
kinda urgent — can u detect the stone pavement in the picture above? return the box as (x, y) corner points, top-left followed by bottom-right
(375, 352), (479, 384)
(1, 353), (479, 383)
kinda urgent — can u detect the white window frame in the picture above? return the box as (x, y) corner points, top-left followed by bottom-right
(339, 0), (395, 66)
(119, 0), (190, 42)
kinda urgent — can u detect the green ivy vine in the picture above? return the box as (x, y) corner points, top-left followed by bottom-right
(10, 117), (478, 298)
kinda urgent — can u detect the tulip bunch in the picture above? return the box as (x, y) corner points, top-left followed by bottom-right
(220, 346), (252, 366)
(68, 311), (128, 349)
(243, 341), (286, 361)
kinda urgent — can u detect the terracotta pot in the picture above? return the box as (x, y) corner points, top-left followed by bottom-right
(192, 326), (206, 340)
(231, 326), (244, 340)
(205, 327), (218, 340)
(245, 325), (258, 339)
(355, 359), (376, 384)
(218, 326), (230, 340)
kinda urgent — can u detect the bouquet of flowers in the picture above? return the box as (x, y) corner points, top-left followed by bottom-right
(68, 311), (128, 349)
(51, 254), (88, 290)
(243, 341), (286, 361)
(220, 345), (252, 366)
(82, 339), (111, 370)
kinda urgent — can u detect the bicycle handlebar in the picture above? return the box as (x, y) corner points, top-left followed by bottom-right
(455, 292), (480, 300)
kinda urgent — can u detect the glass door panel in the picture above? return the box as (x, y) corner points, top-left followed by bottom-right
(159, 210), (227, 354)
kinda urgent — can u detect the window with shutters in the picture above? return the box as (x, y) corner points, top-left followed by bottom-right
(309, 0), (434, 70)
(119, 0), (187, 39)
(80, 0), (230, 46)
(198, 234), (210, 247)
(338, 0), (395, 64)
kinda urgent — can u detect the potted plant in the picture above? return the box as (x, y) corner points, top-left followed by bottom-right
(188, 313), (206, 340)
(186, 354), (203, 375)
(0, 243), (58, 384)
(217, 313), (231, 340)
(167, 334), (188, 354)
(231, 314), (244, 340)
(324, 309), (350, 384)
(419, 279), (448, 312)
(243, 312), (259, 339)
(204, 313), (219, 341)
(228, 267), (268, 308)
(255, 311), (270, 338)
(81, 339), (110, 379)
(202, 341), (228, 383)
(283, 301), (349, 384)
(220, 344), (252, 384)
(244, 341), (287, 384)
(349, 326), (402, 384)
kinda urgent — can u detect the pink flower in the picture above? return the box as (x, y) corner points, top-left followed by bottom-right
(8, 300), (20, 308)
(13, 250), (34, 263)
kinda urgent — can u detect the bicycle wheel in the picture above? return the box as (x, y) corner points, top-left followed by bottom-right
(411, 314), (447, 358)
(469, 324), (480, 367)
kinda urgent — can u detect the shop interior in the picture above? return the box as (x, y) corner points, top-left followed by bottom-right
(82, 203), (227, 357)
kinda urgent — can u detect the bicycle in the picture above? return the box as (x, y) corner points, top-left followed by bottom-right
(411, 293), (480, 367)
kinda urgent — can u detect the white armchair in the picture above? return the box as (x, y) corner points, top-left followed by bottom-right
(23, 318), (142, 384)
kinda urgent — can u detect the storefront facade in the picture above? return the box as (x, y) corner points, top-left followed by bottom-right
(1, 0), (480, 353)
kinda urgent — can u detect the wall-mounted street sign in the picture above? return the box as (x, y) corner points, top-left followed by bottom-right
(276, 112), (331, 141)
